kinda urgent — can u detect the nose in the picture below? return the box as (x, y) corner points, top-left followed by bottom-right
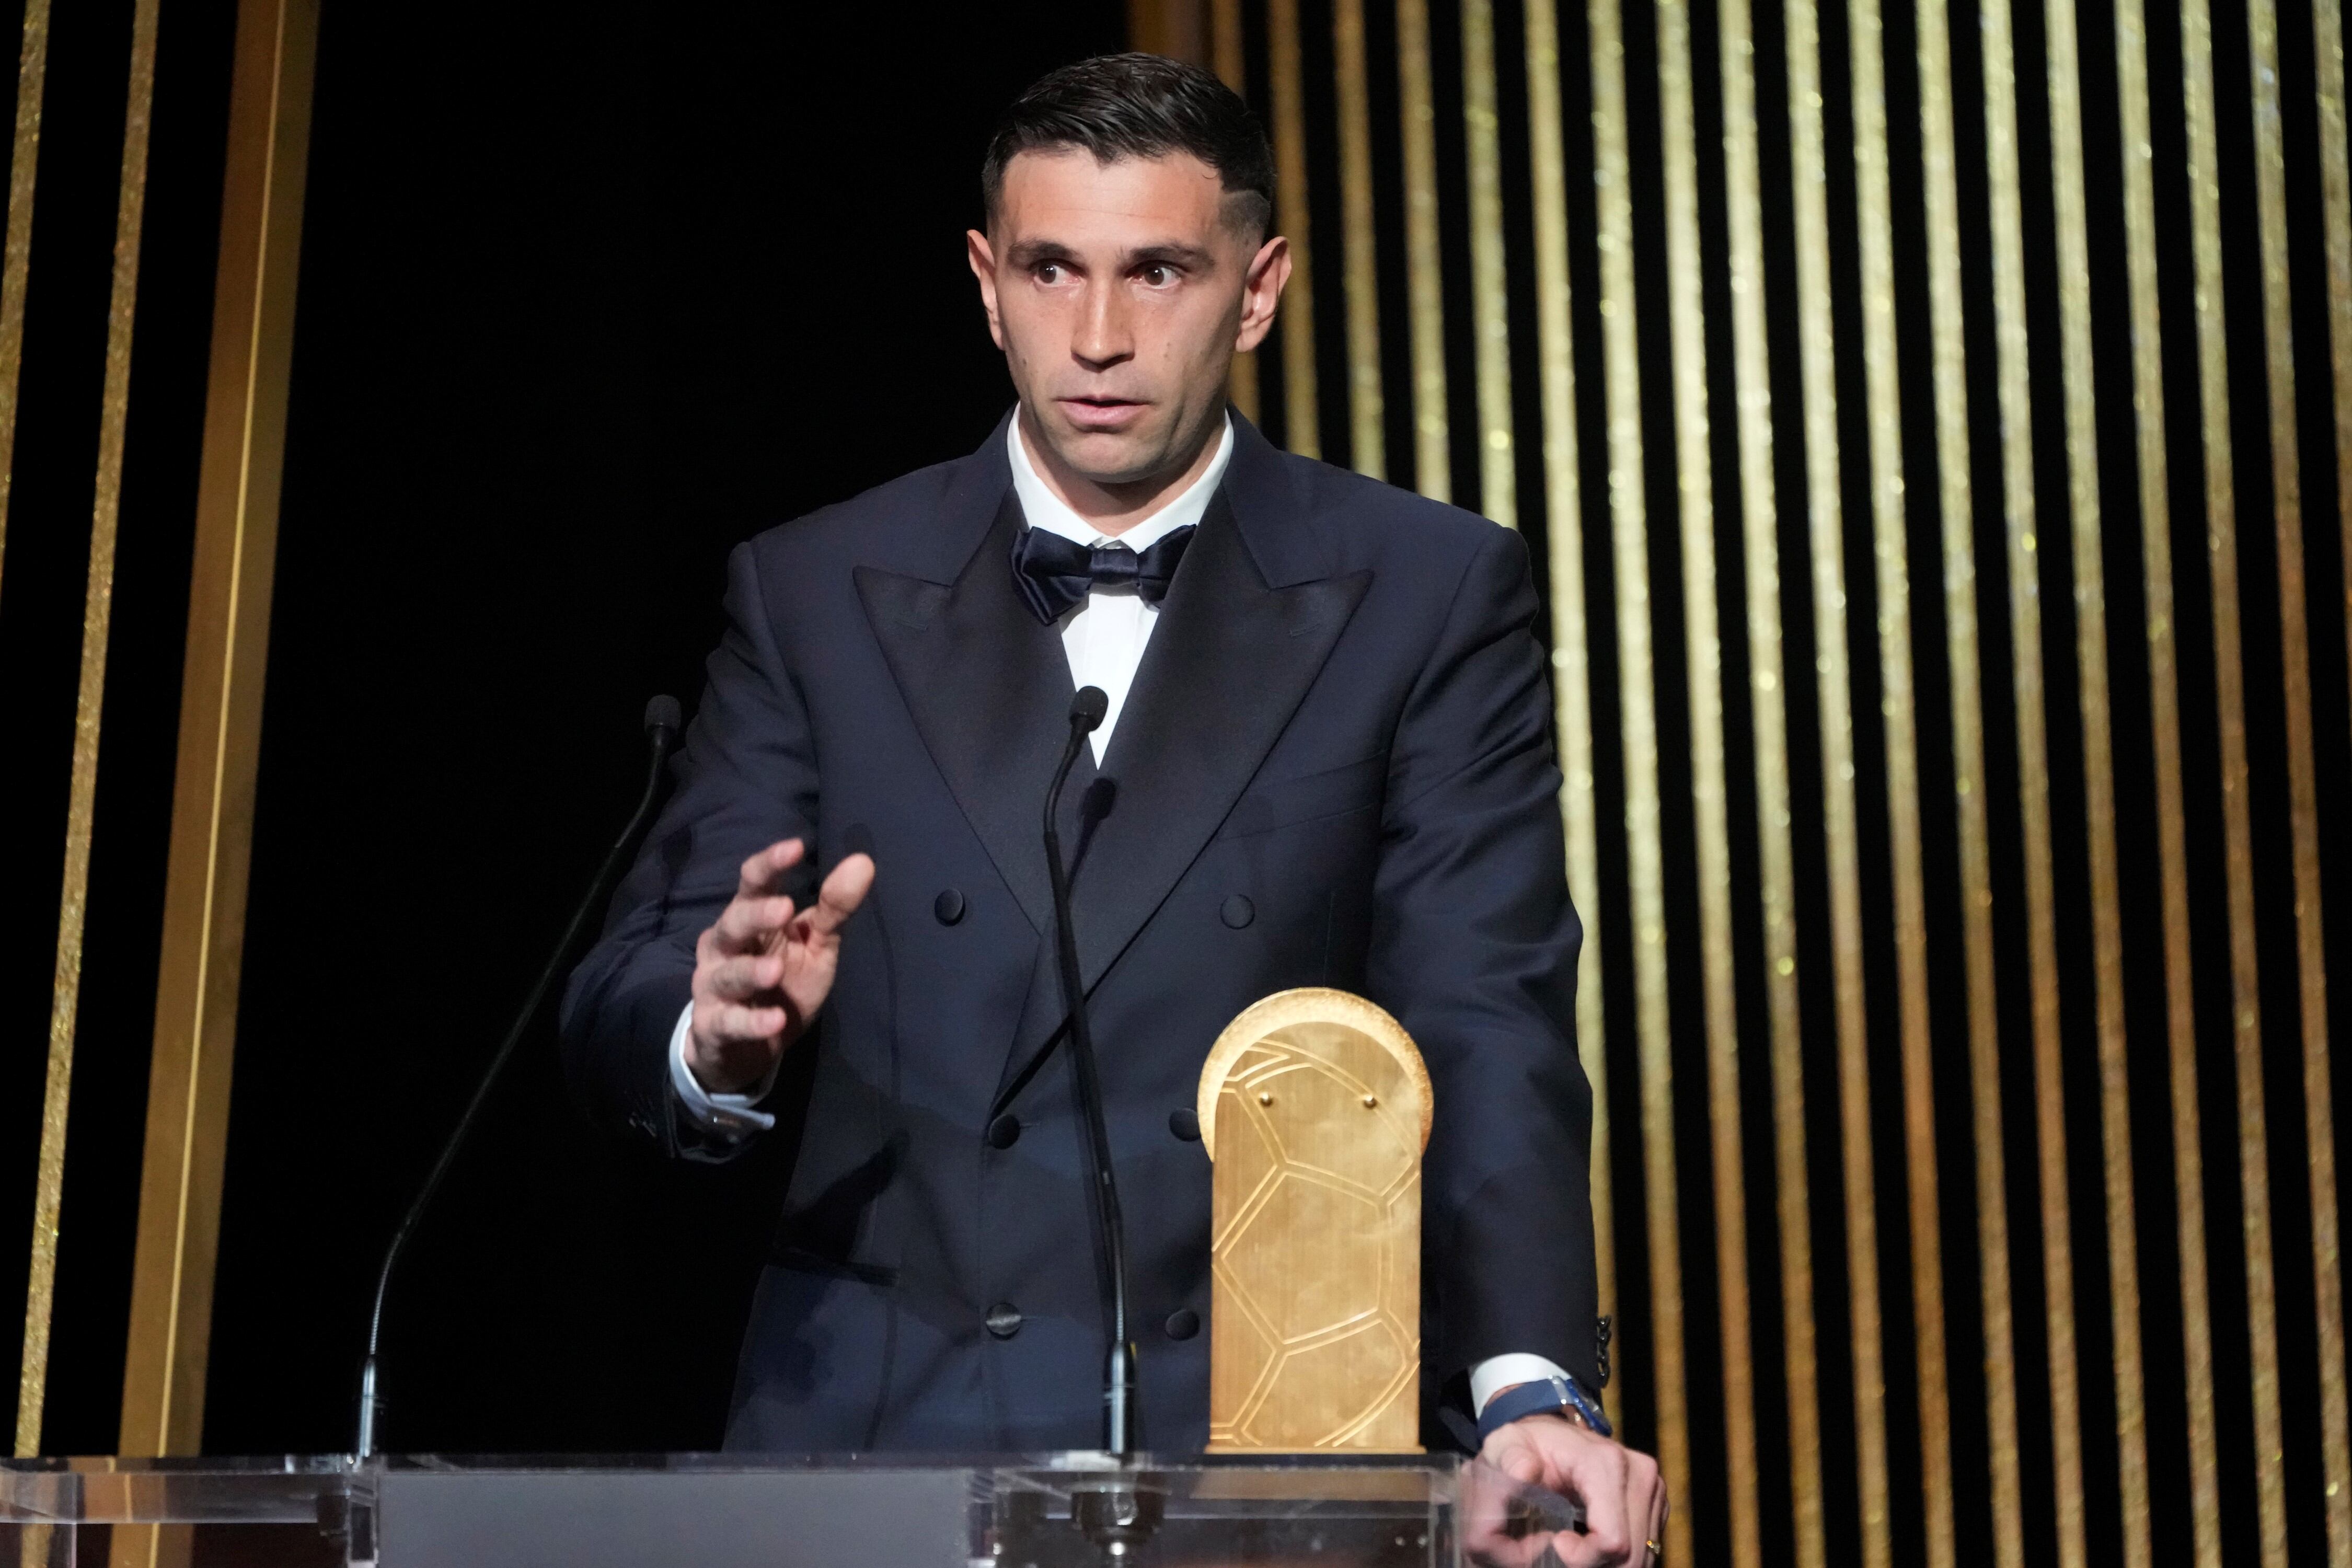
(1072, 276), (1133, 373)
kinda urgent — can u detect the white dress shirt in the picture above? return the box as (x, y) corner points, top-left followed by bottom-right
(666, 411), (1572, 1417)
(1008, 409), (1233, 760)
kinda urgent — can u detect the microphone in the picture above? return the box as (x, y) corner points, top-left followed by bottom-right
(354, 695), (684, 1458)
(1043, 685), (1138, 1459)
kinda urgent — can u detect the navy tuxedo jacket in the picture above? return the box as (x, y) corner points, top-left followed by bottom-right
(560, 412), (1601, 1454)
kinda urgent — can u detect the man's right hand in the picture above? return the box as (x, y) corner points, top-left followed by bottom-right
(687, 838), (875, 1094)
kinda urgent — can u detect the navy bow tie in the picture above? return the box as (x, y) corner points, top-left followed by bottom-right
(1010, 523), (1197, 625)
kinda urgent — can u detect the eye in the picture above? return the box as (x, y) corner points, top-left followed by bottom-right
(1034, 261), (1064, 283)
(1139, 262), (1177, 287)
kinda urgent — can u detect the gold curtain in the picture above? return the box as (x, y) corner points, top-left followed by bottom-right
(1178, 0), (2352, 1562)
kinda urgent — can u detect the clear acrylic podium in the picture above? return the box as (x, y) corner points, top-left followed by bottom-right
(3, 1451), (1580, 1566)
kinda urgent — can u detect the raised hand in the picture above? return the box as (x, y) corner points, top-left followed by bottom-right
(686, 838), (875, 1094)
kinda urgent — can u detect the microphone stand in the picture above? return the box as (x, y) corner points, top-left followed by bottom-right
(1042, 688), (1162, 1562)
(1043, 687), (1135, 1457)
(354, 696), (681, 1463)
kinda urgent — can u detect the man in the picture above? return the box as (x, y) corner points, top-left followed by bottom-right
(562, 53), (1667, 1564)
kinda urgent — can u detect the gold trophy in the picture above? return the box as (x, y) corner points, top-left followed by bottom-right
(1198, 988), (1431, 1452)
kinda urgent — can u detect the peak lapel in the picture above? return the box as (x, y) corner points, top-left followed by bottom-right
(1071, 483), (1371, 989)
(856, 490), (1089, 938)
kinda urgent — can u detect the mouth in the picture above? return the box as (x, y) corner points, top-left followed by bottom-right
(1057, 396), (1148, 432)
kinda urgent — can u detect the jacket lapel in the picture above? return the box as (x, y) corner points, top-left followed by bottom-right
(855, 429), (1091, 938)
(1070, 420), (1372, 991)
(861, 412), (1370, 1097)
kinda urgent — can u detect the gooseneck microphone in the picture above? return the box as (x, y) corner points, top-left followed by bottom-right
(354, 695), (683, 1458)
(1043, 685), (1139, 1459)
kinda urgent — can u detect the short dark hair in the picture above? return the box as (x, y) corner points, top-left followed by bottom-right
(982, 54), (1275, 240)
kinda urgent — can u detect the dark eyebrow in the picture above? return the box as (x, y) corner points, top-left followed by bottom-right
(1002, 239), (1220, 272)
(1127, 244), (1217, 270)
(1006, 239), (1082, 269)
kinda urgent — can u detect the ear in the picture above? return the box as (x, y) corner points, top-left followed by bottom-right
(1235, 235), (1290, 355)
(967, 229), (1006, 351)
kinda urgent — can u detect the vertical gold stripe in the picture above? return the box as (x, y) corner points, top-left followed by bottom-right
(1779, 0), (1848, 1563)
(1916, 3), (2026, 1562)
(1210, 0), (1259, 424)
(1333, 0), (1384, 477)
(17, 0), (160, 1461)
(119, 0), (318, 1463)
(2326, 0), (2352, 746)
(1396, 0), (1449, 499)
(1715, 0), (1824, 1548)
(2113, 0), (2222, 1556)
(1849, 0), (1942, 1557)
(1521, 0), (1615, 1329)
(1652, 2), (1757, 1563)
(2044, 0), (2150, 1559)
(1462, 0), (1514, 526)
(1210, 0), (1246, 95)
(2244, 1), (2349, 1560)
(2178, 0), (2287, 1559)
(0, 0), (50, 601)
(1268, 0), (1320, 457)
(1978, 2), (2086, 1563)
(2305, 3), (2352, 1561)
(1590, 0), (1690, 1549)
(1126, 0), (1207, 62)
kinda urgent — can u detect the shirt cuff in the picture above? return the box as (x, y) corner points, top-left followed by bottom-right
(668, 1001), (780, 1135)
(1469, 1353), (1576, 1416)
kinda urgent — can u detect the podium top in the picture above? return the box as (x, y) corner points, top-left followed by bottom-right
(2, 1451), (1579, 1566)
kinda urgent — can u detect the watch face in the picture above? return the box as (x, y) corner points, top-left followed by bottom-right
(1558, 1378), (1614, 1439)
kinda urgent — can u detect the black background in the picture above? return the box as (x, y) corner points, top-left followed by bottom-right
(215, 1), (1131, 1458)
(3, 2), (1122, 1458)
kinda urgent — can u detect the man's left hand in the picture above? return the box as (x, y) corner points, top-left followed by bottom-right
(1474, 1412), (1667, 1567)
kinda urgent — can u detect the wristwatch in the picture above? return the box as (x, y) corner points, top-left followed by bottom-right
(1474, 1371), (1615, 1444)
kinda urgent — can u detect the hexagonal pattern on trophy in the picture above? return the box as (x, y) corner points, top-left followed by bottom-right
(1200, 989), (1429, 1454)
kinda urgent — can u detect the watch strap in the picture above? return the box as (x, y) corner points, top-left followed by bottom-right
(1473, 1372), (1615, 1444)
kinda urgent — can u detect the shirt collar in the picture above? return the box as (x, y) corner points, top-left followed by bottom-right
(1008, 410), (1233, 553)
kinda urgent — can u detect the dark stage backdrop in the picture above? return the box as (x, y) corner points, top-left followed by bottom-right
(201, 6), (1117, 1457)
(211, 3), (1132, 1458)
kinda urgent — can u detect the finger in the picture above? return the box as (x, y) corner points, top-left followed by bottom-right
(1563, 1446), (1633, 1566)
(704, 1000), (791, 1045)
(799, 852), (877, 940)
(1618, 1452), (1662, 1566)
(1481, 1533), (1561, 1568)
(1546, 1520), (1612, 1568)
(1460, 1458), (1562, 1568)
(714, 894), (797, 952)
(734, 839), (806, 903)
(702, 952), (784, 1002)
(714, 893), (796, 950)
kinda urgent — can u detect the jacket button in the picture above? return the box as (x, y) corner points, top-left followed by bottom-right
(1220, 895), (1254, 929)
(935, 888), (966, 925)
(1164, 1309), (1200, 1341)
(987, 1113), (1022, 1149)
(985, 1302), (1023, 1339)
(1169, 1108), (1201, 1142)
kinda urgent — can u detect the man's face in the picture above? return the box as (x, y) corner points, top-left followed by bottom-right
(968, 149), (1286, 489)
